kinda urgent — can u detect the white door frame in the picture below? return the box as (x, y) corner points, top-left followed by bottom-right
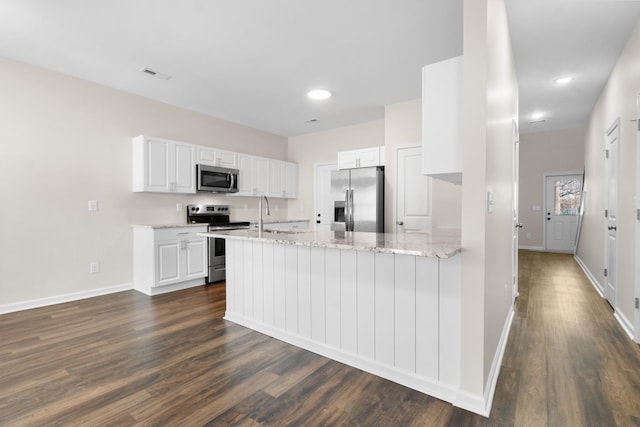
(635, 94), (640, 343)
(542, 171), (584, 251)
(314, 161), (337, 231)
(512, 119), (520, 304)
(604, 118), (620, 310)
(393, 144), (432, 234)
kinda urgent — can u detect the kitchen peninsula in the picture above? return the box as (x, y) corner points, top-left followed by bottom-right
(200, 229), (463, 406)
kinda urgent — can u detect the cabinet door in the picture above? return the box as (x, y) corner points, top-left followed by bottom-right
(185, 237), (207, 279)
(268, 160), (285, 197)
(173, 142), (196, 193)
(197, 146), (218, 166)
(358, 147), (382, 168)
(284, 162), (297, 198)
(338, 150), (359, 170)
(145, 137), (171, 191)
(156, 240), (181, 286)
(235, 154), (254, 196)
(254, 157), (269, 196)
(216, 150), (238, 169)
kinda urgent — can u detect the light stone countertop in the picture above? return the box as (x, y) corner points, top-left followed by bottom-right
(248, 219), (310, 226)
(131, 223), (207, 229)
(199, 229), (461, 258)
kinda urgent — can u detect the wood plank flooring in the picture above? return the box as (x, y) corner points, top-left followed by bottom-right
(1, 250), (639, 426)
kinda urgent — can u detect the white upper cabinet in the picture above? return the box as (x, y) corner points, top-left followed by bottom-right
(132, 135), (196, 193)
(421, 56), (462, 185)
(338, 147), (385, 170)
(234, 154), (269, 197)
(197, 146), (238, 169)
(268, 160), (298, 198)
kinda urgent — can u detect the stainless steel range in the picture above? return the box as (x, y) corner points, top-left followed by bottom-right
(186, 204), (250, 283)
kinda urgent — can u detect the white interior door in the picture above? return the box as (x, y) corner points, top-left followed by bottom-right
(605, 119), (619, 308)
(512, 120), (520, 303)
(314, 162), (337, 231)
(396, 146), (431, 233)
(544, 174), (583, 253)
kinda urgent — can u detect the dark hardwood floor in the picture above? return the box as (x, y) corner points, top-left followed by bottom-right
(1, 251), (639, 426)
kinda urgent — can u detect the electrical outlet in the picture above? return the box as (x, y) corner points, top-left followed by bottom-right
(244, 203), (248, 210)
(89, 262), (100, 273)
(176, 203), (182, 212)
(88, 200), (98, 212)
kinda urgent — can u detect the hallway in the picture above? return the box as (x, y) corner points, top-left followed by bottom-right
(490, 250), (640, 425)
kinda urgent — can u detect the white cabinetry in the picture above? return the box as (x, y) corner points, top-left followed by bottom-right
(132, 135), (196, 193)
(197, 146), (238, 168)
(338, 147), (385, 170)
(133, 225), (208, 296)
(421, 56), (462, 185)
(268, 160), (298, 198)
(235, 154), (269, 197)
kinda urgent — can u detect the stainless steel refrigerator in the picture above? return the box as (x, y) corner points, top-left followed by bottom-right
(330, 166), (384, 232)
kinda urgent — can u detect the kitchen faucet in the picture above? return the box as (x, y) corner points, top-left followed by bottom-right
(258, 195), (270, 233)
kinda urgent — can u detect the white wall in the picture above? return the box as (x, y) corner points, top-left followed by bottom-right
(577, 18), (640, 334)
(459, 0), (518, 408)
(519, 128), (586, 249)
(287, 121), (385, 224)
(0, 57), (288, 307)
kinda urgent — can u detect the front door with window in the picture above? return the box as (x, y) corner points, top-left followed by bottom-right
(545, 174), (583, 252)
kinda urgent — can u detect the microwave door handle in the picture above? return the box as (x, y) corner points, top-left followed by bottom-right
(229, 173), (235, 190)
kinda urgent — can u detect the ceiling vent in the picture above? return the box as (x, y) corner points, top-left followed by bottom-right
(140, 67), (171, 80)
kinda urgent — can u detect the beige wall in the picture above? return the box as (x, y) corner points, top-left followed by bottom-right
(0, 57), (288, 307)
(577, 18), (640, 333)
(384, 100), (462, 233)
(518, 128), (586, 249)
(459, 0), (518, 404)
(287, 121), (385, 224)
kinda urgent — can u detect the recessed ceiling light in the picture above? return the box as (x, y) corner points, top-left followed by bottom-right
(307, 89), (332, 100)
(140, 67), (171, 80)
(554, 76), (574, 85)
(530, 111), (545, 120)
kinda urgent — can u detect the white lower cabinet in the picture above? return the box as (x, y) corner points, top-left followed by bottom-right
(133, 225), (208, 295)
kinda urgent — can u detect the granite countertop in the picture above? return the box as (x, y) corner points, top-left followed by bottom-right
(199, 229), (461, 258)
(131, 223), (208, 229)
(248, 219), (310, 226)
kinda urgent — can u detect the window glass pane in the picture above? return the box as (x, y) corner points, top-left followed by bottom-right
(554, 179), (581, 216)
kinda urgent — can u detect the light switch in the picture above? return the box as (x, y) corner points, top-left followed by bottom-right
(88, 200), (98, 212)
(532, 205), (541, 211)
(487, 191), (495, 214)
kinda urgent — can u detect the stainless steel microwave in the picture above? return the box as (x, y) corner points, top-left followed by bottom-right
(196, 164), (239, 193)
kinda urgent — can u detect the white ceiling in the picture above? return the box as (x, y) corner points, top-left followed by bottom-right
(0, 1), (639, 137)
(507, 0), (640, 134)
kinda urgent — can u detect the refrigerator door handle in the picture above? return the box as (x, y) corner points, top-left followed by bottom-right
(344, 190), (350, 231)
(348, 189), (355, 231)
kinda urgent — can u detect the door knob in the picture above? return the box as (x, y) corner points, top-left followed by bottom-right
(397, 221), (404, 226)
(516, 223), (524, 228)
(608, 225), (617, 231)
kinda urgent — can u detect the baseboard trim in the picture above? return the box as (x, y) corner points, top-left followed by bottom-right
(453, 306), (515, 417)
(0, 283), (133, 315)
(573, 254), (604, 297)
(518, 245), (545, 251)
(224, 312), (463, 413)
(614, 309), (635, 340)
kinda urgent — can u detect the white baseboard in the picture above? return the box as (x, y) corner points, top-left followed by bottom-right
(614, 309), (635, 340)
(453, 306), (515, 417)
(518, 245), (545, 251)
(573, 254), (604, 297)
(225, 312), (462, 413)
(0, 283), (133, 315)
